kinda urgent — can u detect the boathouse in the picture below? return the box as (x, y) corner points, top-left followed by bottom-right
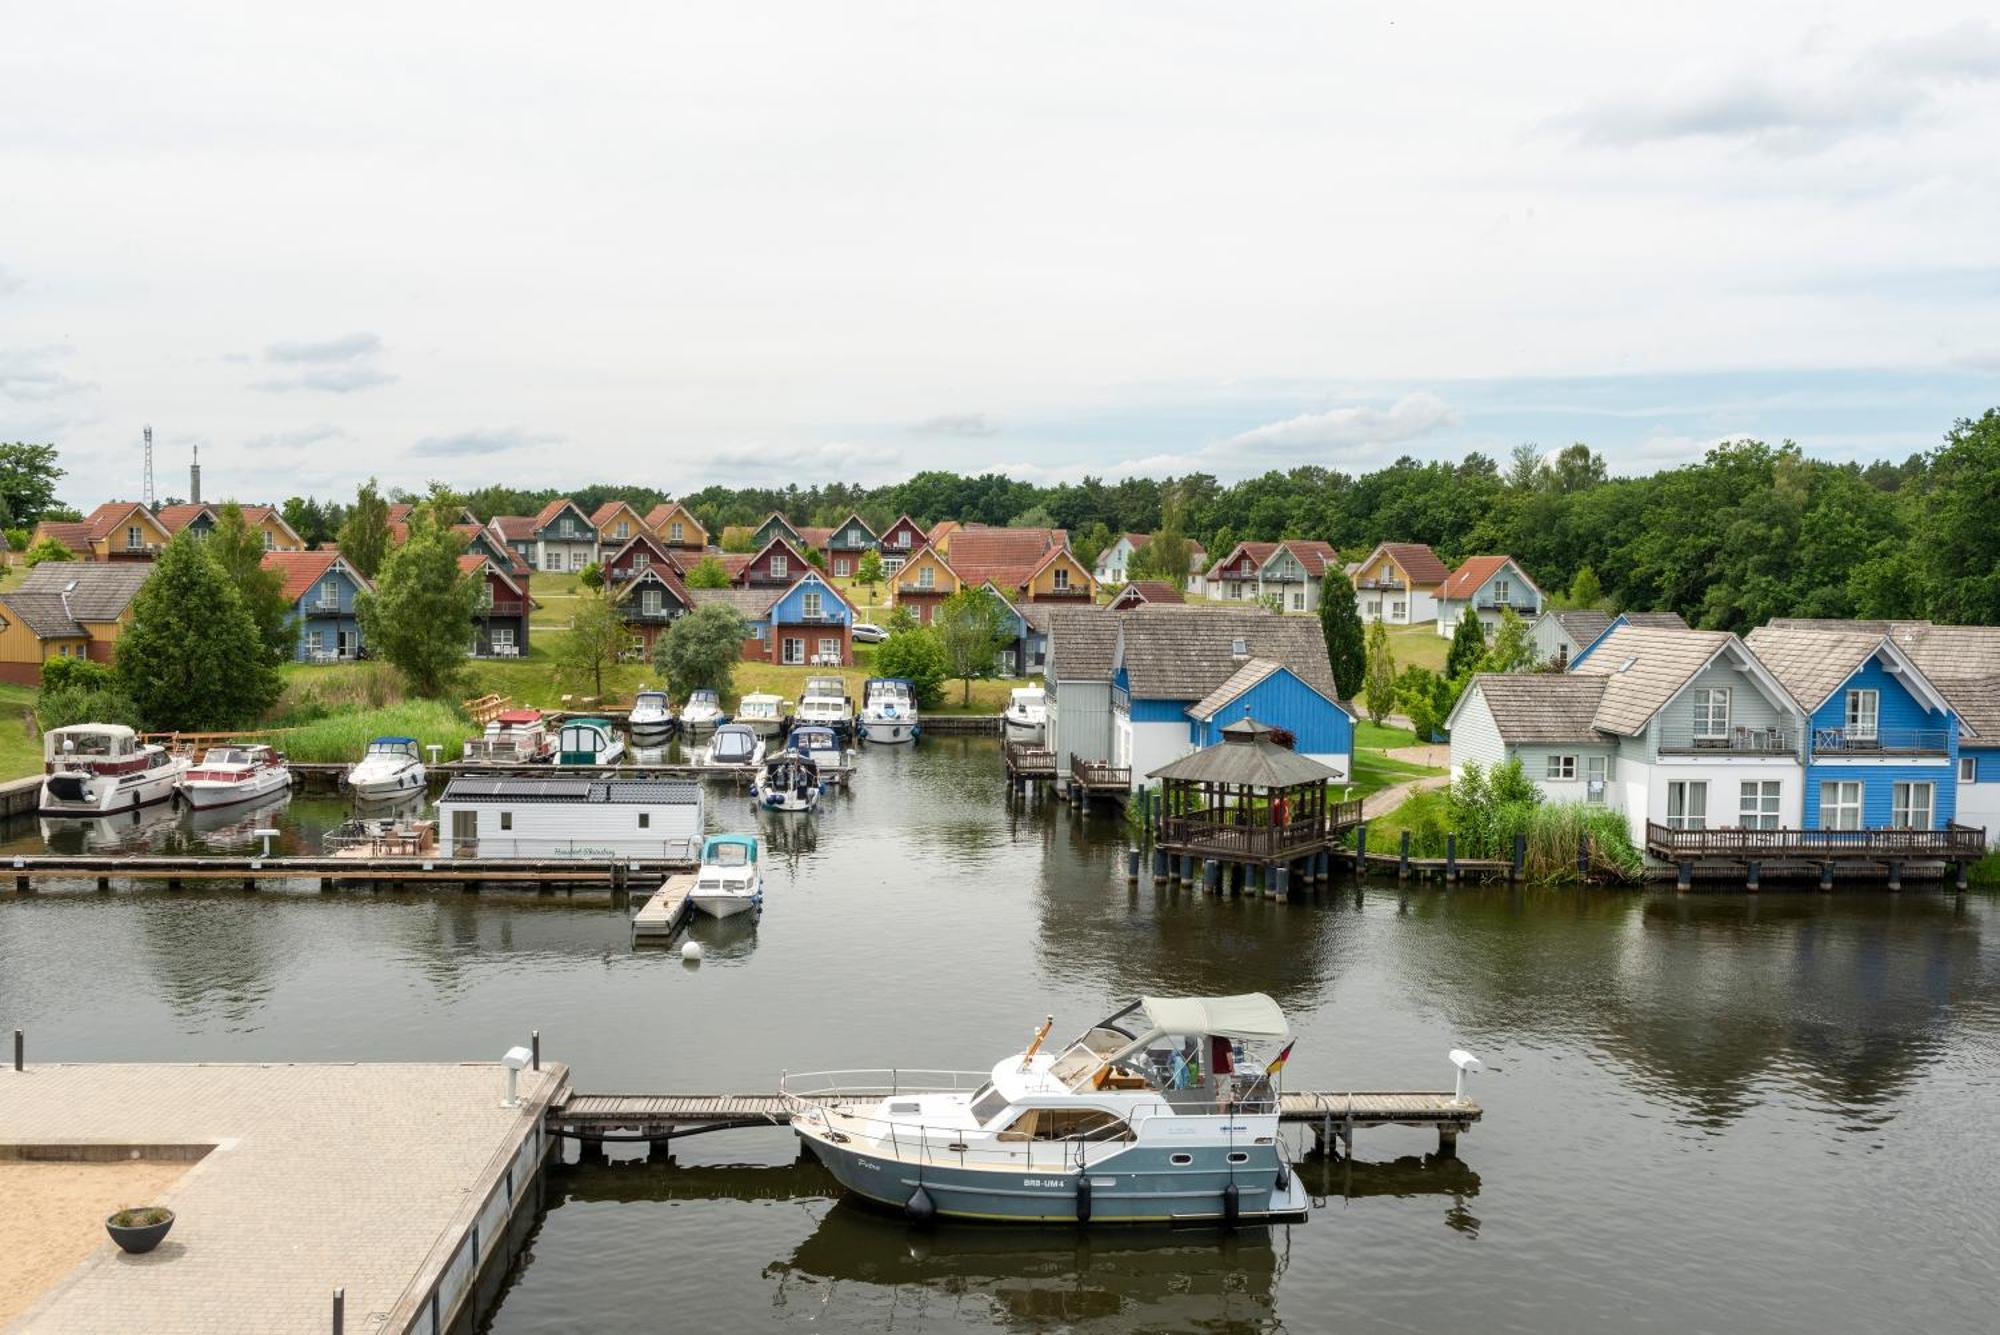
(436, 775), (705, 860)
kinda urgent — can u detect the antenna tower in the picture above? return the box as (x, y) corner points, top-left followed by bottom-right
(142, 425), (156, 508)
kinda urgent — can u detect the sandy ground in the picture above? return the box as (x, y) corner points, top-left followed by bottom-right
(0, 1160), (193, 1327)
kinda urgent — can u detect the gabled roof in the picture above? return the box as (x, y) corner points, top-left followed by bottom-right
(755, 511), (803, 537)
(1570, 625), (1797, 736)
(686, 586), (770, 618)
(879, 513), (926, 538)
(32, 521), (94, 555)
(261, 548), (369, 604)
(589, 500), (646, 529)
(236, 505), (303, 546)
(1764, 618), (2000, 739)
(928, 519), (962, 549)
(155, 503), (216, 535)
(16, 561), (154, 623)
(605, 531), (674, 566)
(1116, 607), (1337, 701)
(1206, 541), (1279, 579)
(1022, 542), (1090, 588)
(1450, 673), (1610, 744)
(739, 535), (809, 577)
(1440, 555), (1539, 601)
(1189, 657), (1353, 723)
(1108, 580), (1184, 609)
(644, 501), (703, 532)
(458, 552), (524, 598)
(1621, 611), (1691, 631)
(1262, 540), (1339, 578)
(489, 515), (537, 542)
(1538, 609), (1614, 650)
(796, 525), (834, 550)
(1743, 625), (1954, 716)
(938, 526), (1067, 589)
(829, 512), (879, 542)
(669, 549), (753, 580)
(529, 497), (591, 535)
(84, 501), (167, 543)
(1356, 541), (1450, 587)
(617, 562), (693, 608)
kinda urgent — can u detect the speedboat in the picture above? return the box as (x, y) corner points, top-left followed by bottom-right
(689, 833), (763, 918)
(1004, 686), (1047, 742)
(796, 675), (854, 734)
(858, 677), (919, 744)
(750, 751), (822, 812)
(783, 994), (1309, 1226)
(737, 692), (790, 739)
(345, 736), (427, 799)
(556, 717), (626, 766)
(700, 722), (765, 769)
(789, 724), (849, 778)
(178, 743), (292, 810)
(628, 689), (675, 745)
(680, 688), (727, 734)
(39, 724), (189, 816)
(463, 709), (554, 764)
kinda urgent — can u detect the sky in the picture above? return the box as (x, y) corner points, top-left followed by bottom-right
(4, 2), (1999, 510)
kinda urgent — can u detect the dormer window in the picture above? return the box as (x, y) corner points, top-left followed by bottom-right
(1231, 637), (1248, 657)
(263, 529), (275, 551)
(633, 551), (649, 570)
(1493, 579), (1510, 604)
(126, 525), (142, 549)
(670, 521), (685, 542)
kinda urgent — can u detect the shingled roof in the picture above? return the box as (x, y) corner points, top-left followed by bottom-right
(686, 586), (771, 618)
(1046, 607), (1123, 680)
(1149, 716), (1345, 786)
(1621, 611), (1691, 631)
(1544, 609), (1614, 650)
(1364, 542), (1450, 587)
(1107, 580), (1184, 609)
(1569, 625), (1754, 735)
(3, 562), (156, 636)
(1117, 607), (1336, 702)
(1205, 541), (1278, 579)
(260, 549), (368, 604)
(1742, 626), (1896, 711)
(944, 526), (1068, 588)
(1461, 673), (1610, 744)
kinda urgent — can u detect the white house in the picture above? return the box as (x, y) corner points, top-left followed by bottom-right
(1529, 609), (1614, 669)
(1096, 533), (1212, 590)
(1349, 542), (1449, 625)
(1435, 556), (1544, 638)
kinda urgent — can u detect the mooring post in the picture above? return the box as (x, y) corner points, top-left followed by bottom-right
(1125, 849), (1139, 884)
(1354, 825), (1367, 876)
(1152, 848), (1166, 884)
(1275, 865), (1290, 896)
(1445, 834), (1457, 883)
(332, 1286), (344, 1335)
(1203, 860), (1220, 893)
(1181, 854), (1195, 885)
(1957, 862), (1969, 892)
(96, 875), (109, 892)
(1820, 861), (1835, 892)
(1888, 862), (1903, 893)
(1437, 1126), (1460, 1159)
(1398, 831), (1410, 880)
(12, 1028), (21, 1072)
(532, 1029), (541, 1072)
(1745, 861), (1760, 893)
(1512, 833), (1525, 881)
(1676, 860), (1693, 893)
(1577, 834), (1589, 879)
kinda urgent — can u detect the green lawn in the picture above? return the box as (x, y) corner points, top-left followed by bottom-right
(1347, 717), (1445, 800)
(0, 682), (42, 781)
(527, 571), (587, 630)
(1379, 622), (1448, 674)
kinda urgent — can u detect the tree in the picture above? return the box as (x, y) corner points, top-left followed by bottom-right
(1397, 666), (1458, 742)
(855, 549), (885, 597)
(1445, 611), (1488, 681)
(932, 587), (1010, 705)
(654, 603), (747, 700)
(1072, 521), (1114, 575)
(552, 588), (629, 699)
(720, 527), (757, 553)
(356, 514), (478, 698)
(337, 477), (391, 579)
(684, 555), (730, 589)
(1566, 566), (1605, 610)
(23, 535), (75, 566)
(1128, 525), (1194, 591)
(35, 656), (139, 732)
(578, 562), (604, 590)
(873, 626), (949, 707)
(209, 502), (292, 663)
(1917, 409), (2000, 624)
(1317, 571), (1366, 699)
(1363, 619), (1397, 725)
(115, 533), (278, 729)
(1481, 606), (1536, 674)
(1255, 591), (1285, 617)
(0, 443), (65, 525)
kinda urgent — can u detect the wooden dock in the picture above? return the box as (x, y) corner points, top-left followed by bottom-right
(2, 853), (696, 892)
(631, 874), (697, 944)
(1002, 740), (1056, 783)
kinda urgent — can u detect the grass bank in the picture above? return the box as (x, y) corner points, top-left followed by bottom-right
(1348, 719), (1445, 799)
(0, 682), (42, 782)
(256, 700), (477, 764)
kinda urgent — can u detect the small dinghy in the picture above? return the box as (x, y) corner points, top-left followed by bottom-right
(690, 833), (763, 918)
(751, 751), (822, 812)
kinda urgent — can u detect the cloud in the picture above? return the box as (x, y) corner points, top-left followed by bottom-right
(252, 331), (395, 393)
(265, 332), (383, 364)
(253, 365), (398, 394)
(1226, 392), (1458, 454)
(0, 346), (93, 402)
(242, 424), (346, 450)
(1870, 20), (2000, 81)
(410, 426), (563, 457)
(0, 266), (22, 297)
(908, 412), (998, 438)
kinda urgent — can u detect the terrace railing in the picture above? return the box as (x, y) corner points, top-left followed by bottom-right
(1644, 821), (1987, 861)
(1159, 799), (1365, 859)
(1656, 725), (1796, 755)
(1810, 727), (1952, 756)
(1070, 755), (1131, 790)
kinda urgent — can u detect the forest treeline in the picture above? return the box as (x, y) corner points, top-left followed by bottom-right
(271, 408), (2000, 631)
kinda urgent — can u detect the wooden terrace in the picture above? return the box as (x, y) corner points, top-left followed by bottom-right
(1645, 820), (1988, 891)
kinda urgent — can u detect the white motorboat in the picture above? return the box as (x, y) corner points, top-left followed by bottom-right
(555, 717), (626, 767)
(699, 723), (765, 770)
(177, 743), (292, 810)
(680, 688), (727, 733)
(783, 994), (1310, 1226)
(345, 736), (427, 799)
(40, 723), (189, 816)
(628, 689), (675, 745)
(858, 677), (920, 744)
(795, 675), (854, 734)
(463, 709), (555, 764)
(1004, 685), (1048, 742)
(689, 833), (763, 918)
(788, 724), (850, 778)
(737, 692), (791, 739)
(751, 751), (822, 812)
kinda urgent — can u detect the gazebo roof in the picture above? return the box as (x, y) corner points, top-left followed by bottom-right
(1147, 716), (1343, 788)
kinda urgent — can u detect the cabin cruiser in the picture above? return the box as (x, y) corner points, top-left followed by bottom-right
(555, 717), (626, 767)
(463, 709), (554, 764)
(783, 994), (1308, 1226)
(857, 677), (920, 744)
(788, 724), (850, 778)
(751, 751), (822, 812)
(185, 788), (293, 847)
(795, 675), (854, 734)
(680, 688), (727, 734)
(40, 723), (189, 816)
(345, 736), (427, 799)
(736, 692), (791, 739)
(177, 744), (292, 810)
(628, 689), (675, 745)
(699, 722), (766, 769)
(689, 833), (763, 918)
(1004, 686), (1048, 742)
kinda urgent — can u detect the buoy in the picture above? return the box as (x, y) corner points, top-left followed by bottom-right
(905, 1185), (936, 1224)
(1075, 1176), (1093, 1223)
(1221, 1182), (1240, 1227)
(681, 941), (703, 963)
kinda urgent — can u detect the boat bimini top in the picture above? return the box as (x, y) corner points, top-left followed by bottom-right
(701, 833), (758, 866)
(1035, 994), (1289, 1096)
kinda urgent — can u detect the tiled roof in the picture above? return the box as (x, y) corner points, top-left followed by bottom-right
(458, 552), (524, 596)
(1742, 626), (1889, 711)
(589, 501), (640, 527)
(686, 586), (770, 618)
(261, 549), (363, 604)
(1270, 540), (1338, 578)
(796, 526), (833, 549)
(0, 592), (84, 638)
(530, 497), (585, 533)
(1569, 625), (1738, 735)
(1205, 541), (1278, 579)
(1118, 607), (1336, 701)
(1373, 542), (1450, 586)
(155, 503), (215, 535)
(84, 501), (157, 542)
(33, 521), (93, 555)
(1109, 580), (1184, 608)
(1622, 611), (1690, 631)
(946, 527), (1066, 589)
(1932, 674), (2000, 740)
(1753, 617), (2000, 739)
(669, 550), (752, 579)
(1440, 555), (1516, 600)
(1465, 673), (1610, 744)
(1189, 659), (1284, 721)
(5, 562), (154, 635)
(1545, 609), (1614, 649)
(490, 515), (537, 541)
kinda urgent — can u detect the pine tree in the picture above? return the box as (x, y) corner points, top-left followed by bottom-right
(1446, 611), (1488, 681)
(1317, 571), (1366, 698)
(357, 513), (479, 698)
(115, 533), (279, 729)
(1363, 619), (1397, 725)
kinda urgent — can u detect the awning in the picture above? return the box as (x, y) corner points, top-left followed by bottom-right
(1137, 994), (1289, 1041)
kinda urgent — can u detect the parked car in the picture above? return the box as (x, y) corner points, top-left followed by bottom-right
(850, 621), (887, 644)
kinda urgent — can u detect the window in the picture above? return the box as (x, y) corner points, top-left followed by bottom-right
(1586, 755), (1609, 802)
(317, 579), (339, 609)
(833, 557), (849, 576)
(1053, 566), (1071, 590)
(1366, 599), (1380, 616)
(126, 524), (142, 549)
(1739, 781), (1781, 830)
(1821, 780), (1862, 830)
(917, 565), (934, 589)
(1892, 781), (1933, 830)
(1845, 688), (1879, 740)
(670, 521), (684, 543)
(1694, 688), (1731, 739)
(638, 812), (650, 828)
(493, 627), (515, 648)
(500, 812), (513, 831)
(772, 554), (788, 579)
(1667, 781), (1708, 830)
(897, 530), (910, 548)
(1546, 754), (1577, 780)
(569, 550), (586, 571)
(803, 591), (822, 620)
(633, 551), (649, 570)
(1494, 579), (1511, 604)
(1291, 591), (1304, 610)
(615, 521), (629, 538)
(1963, 757), (1980, 784)
(641, 589), (661, 614)
(262, 529), (275, 551)
(782, 637), (804, 664)
(819, 637), (839, 660)
(1391, 601), (1406, 619)
(1230, 636), (1247, 657)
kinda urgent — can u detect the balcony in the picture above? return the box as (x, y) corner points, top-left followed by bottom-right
(1474, 599), (1538, 613)
(1354, 578), (1406, 592)
(1657, 725), (1795, 756)
(1811, 727), (1952, 757)
(622, 604), (679, 623)
(782, 611), (848, 625)
(1032, 586), (1093, 601)
(1646, 821), (1986, 862)
(478, 599), (526, 618)
(896, 582), (944, 597)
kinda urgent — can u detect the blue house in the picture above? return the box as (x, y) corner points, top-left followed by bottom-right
(264, 549), (372, 662)
(763, 570), (856, 665)
(1745, 626), (1959, 830)
(980, 582), (1050, 676)
(1568, 610), (1692, 668)
(1188, 661), (1355, 766)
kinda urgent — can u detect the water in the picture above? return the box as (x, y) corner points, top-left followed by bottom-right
(2, 738), (1995, 1333)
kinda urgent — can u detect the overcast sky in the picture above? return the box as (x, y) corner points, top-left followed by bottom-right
(5, 2), (1999, 509)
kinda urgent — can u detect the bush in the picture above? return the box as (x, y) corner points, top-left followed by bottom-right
(36, 681), (140, 732)
(22, 536), (75, 567)
(38, 655), (116, 693)
(872, 627), (948, 707)
(5, 527), (28, 552)
(578, 562), (604, 589)
(1370, 759), (1643, 882)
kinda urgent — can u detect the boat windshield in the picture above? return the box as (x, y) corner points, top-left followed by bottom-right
(707, 842), (751, 867)
(967, 1082), (1011, 1126)
(805, 677), (842, 697)
(369, 740), (416, 758)
(690, 690), (718, 705)
(206, 748), (247, 765)
(713, 731), (753, 760)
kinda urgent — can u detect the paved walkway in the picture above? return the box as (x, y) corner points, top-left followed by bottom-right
(1384, 743), (1448, 767)
(1362, 773), (1449, 821)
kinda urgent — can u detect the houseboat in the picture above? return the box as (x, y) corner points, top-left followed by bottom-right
(737, 692), (792, 739)
(556, 717), (626, 767)
(789, 724), (851, 779)
(751, 751), (822, 812)
(344, 736), (426, 800)
(796, 675), (854, 734)
(628, 689), (675, 745)
(1004, 686), (1048, 742)
(681, 688), (727, 733)
(699, 723), (766, 770)
(463, 709), (555, 764)
(177, 744), (292, 810)
(324, 806), (437, 858)
(689, 833), (763, 918)
(783, 993), (1308, 1226)
(40, 724), (190, 816)
(858, 678), (920, 744)
(434, 775), (705, 859)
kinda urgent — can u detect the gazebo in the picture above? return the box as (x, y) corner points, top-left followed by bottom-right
(1149, 715), (1362, 890)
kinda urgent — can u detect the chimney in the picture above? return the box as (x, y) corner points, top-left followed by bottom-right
(189, 446), (202, 505)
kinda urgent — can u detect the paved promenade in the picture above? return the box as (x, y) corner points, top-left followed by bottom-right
(1, 1060), (567, 1333)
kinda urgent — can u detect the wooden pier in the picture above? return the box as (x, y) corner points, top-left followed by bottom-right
(1066, 755), (1133, 804)
(1002, 740), (1057, 785)
(1, 853), (695, 892)
(631, 874), (697, 943)
(1645, 820), (1987, 891)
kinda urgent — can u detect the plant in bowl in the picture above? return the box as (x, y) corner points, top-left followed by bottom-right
(106, 1206), (175, 1254)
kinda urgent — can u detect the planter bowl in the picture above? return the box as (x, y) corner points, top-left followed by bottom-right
(106, 1207), (175, 1254)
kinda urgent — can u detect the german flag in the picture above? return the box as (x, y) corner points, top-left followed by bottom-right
(1266, 1040), (1296, 1075)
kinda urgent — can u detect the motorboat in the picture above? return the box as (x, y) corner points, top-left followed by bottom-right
(857, 677), (919, 744)
(345, 736), (427, 799)
(463, 709), (555, 764)
(795, 675), (854, 734)
(628, 689), (675, 745)
(1003, 686), (1047, 742)
(555, 717), (626, 767)
(184, 788), (293, 848)
(699, 723), (765, 770)
(680, 688), (727, 733)
(177, 743), (292, 810)
(788, 724), (850, 778)
(782, 993), (1309, 1225)
(689, 833), (763, 918)
(40, 723), (189, 816)
(750, 751), (822, 812)
(737, 692), (791, 739)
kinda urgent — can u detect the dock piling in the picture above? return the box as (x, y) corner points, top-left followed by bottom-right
(1957, 862), (1969, 892)
(1125, 849), (1139, 884)
(1820, 861), (1835, 892)
(1152, 848), (1166, 884)
(1511, 833), (1525, 881)
(1398, 831), (1410, 881)
(1745, 861), (1760, 893)
(1445, 834), (1457, 883)
(531, 1029), (540, 1072)
(1888, 862), (1903, 892)
(1676, 861), (1693, 893)
(1276, 866), (1290, 896)
(12, 1028), (20, 1071)
(333, 1287), (344, 1335)
(1354, 826), (1367, 877)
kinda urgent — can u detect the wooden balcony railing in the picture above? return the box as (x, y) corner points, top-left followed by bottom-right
(1069, 755), (1131, 790)
(1159, 799), (1366, 859)
(1645, 821), (1987, 861)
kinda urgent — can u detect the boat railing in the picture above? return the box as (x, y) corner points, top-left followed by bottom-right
(780, 1068), (991, 1100)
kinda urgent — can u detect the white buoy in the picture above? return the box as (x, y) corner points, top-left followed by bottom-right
(681, 940), (703, 963)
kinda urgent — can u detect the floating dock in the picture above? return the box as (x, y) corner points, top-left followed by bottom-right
(1, 853), (696, 893)
(630, 874), (697, 944)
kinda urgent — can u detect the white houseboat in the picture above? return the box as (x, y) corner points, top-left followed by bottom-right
(463, 709), (555, 764)
(177, 744), (292, 810)
(434, 775), (705, 859)
(555, 717), (626, 767)
(40, 724), (189, 816)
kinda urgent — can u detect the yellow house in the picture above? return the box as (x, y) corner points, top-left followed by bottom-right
(0, 563), (152, 684)
(150, 503), (307, 553)
(645, 502), (709, 550)
(34, 501), (173, 562)
(1024, 546), (1095, 602)
(590, 500), (648, 549)
(890, 544), (962, 625)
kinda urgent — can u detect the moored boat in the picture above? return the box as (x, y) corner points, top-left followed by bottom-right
(796, 675), (854, 734)
(699, 723), (766, 770)
(689, 833), (763, 918)
(857, 677), (920, 744)
(1003, 686), (1047, 742)
(788, 724), (850, 779)
(40, 724), (189, 817)
(344, 736), (427, 799)
(737, 692), (791, 739)
(177, 743), (292, 810)
(628, 689), (675, 745)
(680, 688), (727, 734)
(463, 709), (554, 764)
(555, 717), (626, 767)
(750, 751), (822, 812)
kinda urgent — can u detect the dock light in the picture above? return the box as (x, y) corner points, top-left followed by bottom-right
(253, 828), (279, 860)
(1449, 1049), (1483, 1105)
(500, 1045), (534, 1107)
(426, 744), (443, 765)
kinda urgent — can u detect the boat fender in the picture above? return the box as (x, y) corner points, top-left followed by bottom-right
(1221, 1182), (1240, 1227)
(1276, 1160), (1291, 1192)
(1075, 1176), (1092, 1223)
(905, 1185), (936, 1225)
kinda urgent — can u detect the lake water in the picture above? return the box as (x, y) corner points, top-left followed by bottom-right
(1, 738), (1995, 1333)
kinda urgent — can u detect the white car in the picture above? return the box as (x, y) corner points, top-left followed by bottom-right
(851, 621), (887, 644)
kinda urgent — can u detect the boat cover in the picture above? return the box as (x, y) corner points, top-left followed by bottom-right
(1137, 994), (1288, 1042)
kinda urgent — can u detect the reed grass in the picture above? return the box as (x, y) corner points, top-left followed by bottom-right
(255, 700), (476, 764)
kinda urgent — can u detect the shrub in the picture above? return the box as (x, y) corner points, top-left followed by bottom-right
(872, 627), (948, 707)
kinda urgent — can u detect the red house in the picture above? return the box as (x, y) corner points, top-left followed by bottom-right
(737, 536), (811, 587)
(877, 514), (928, 568)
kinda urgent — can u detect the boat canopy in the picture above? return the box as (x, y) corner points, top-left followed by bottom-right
(792, 725), (836, 743)
(47, 723), (139, 758)
(565, 718), (613, 731)
(865, 677), (913, 691)
(1010, 686), (1045, 703)
(495, 709), (543, 725)
(702, 833), (758, 865)
(688, 689), (719, 702)
(1135, 994), (1288, 1043)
